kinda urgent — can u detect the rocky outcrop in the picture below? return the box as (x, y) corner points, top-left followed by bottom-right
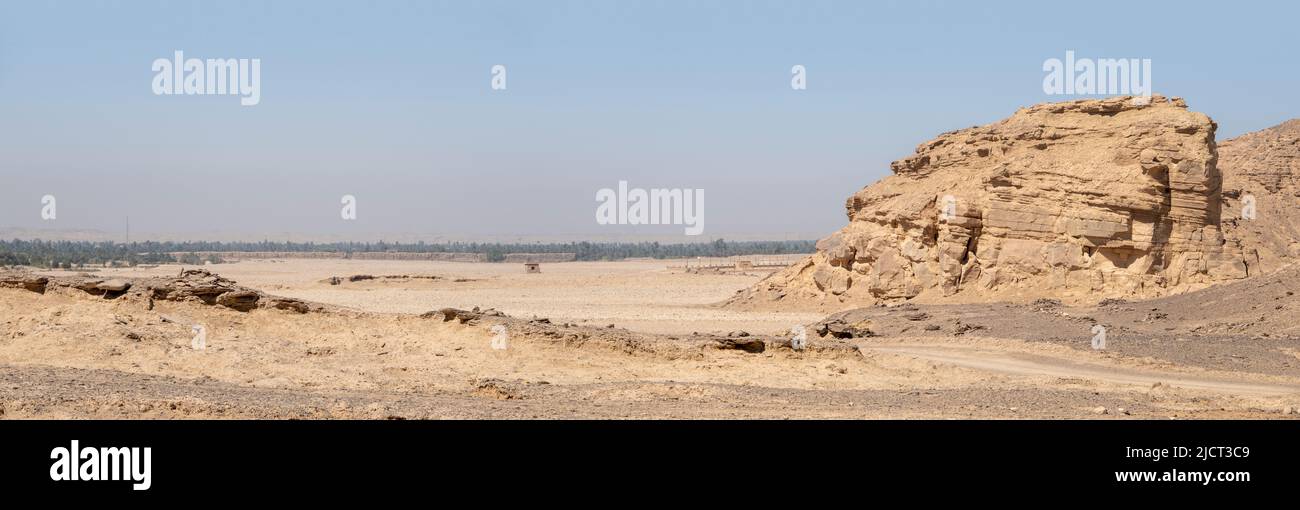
(215, 290), (260, 312)
(96, 279), (131, 293)
(0, 269), (325, 314)
(0, 273), (134, 298)
(0, 274), (49, 293)
(267, 297), (311, 314)
(143, 270), (255, 308)
(731, 95), (1253, 310)
(66, 278), (132, 298)
(1218, 119), (1300, 274)
(425, 307), (483, 324)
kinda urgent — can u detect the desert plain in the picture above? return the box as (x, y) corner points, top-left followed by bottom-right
(1, 257), (1297, 420)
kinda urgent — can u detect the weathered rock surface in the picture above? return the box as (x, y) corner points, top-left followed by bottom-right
(143, 269), (253, 309)
(425, 307), (479, 323)
(0, 269), (323, 314)
(1218, 119), (1300, 274)
(96, 279), (131, 293)
(0, 274), (49, 293)
(731, 95), (1255, 310)
(268, 297), (312, 314)
(814, 314), (877, 339)
(215, 290), (260, 312)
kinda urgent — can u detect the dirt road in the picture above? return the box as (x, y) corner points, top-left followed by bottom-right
(871, 344), (1300, 396)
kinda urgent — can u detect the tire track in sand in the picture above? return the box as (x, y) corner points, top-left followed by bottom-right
(871, 344), (1300, 396)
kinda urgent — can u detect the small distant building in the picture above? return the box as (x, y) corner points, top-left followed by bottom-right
(524, 262), (541, 274)
(735, 260), (754, 270)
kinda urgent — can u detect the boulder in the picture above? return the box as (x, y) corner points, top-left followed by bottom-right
(216, 290), (260, 312)
(96, 279), (131, 292)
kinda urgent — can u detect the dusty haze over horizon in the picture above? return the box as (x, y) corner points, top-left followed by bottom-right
(3, 1), (1297, 242)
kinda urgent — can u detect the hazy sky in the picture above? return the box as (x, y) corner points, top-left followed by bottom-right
(2, 0), (1297, 241)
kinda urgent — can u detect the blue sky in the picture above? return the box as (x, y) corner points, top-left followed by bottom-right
(2, 0), (1296, 241)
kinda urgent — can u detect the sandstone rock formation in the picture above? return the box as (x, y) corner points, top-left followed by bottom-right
(0, 268), (323, 314)
(731, 95), (1257, 310)
(144, 269), (254, 307)
(1218, 119), (1300, 274)
(0, 274), (49, 293)
(215, 290), (261, 312)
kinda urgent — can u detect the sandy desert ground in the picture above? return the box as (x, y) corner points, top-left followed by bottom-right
(1, 258), (1298, 419)
(133, 259), (824, 335)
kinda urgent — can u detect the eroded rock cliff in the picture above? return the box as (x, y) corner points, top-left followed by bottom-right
(731, 95), (1257, 310)
(1218, 119), (1300, 274)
